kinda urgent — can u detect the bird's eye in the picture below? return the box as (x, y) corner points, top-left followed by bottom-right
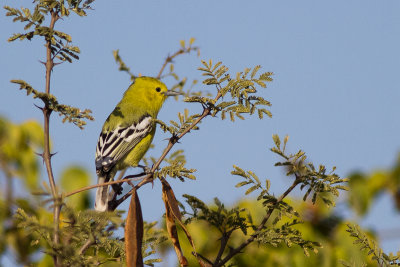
(155, 87), (161, 92)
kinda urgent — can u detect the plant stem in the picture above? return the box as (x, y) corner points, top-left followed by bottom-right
(64, 173), (147, 198)
(156, 47), (195, 79)
(214, 231), (232, 265)
(79, 238), (95, 255)
(42, 9), (60, 267)
(215, 178), (300, 267)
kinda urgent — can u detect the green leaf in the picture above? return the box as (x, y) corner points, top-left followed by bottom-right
(265, 179), (271, 191)
(235, 181), (251, 188)
(245, 185), (258, 195)
(251, 65), (261, 79)
(272, 134), (281, 149)
(248, 170), (260, 184)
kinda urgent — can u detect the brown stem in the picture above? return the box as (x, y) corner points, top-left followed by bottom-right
(215, 178), (300, 267)
(157, 49), (185, 79)
(195, 253), (213, 266)
(214, 231), (232, 265)
(43, 9), (60, 267)
(64, 173), (147, 198)
(43, 108), (56, 195)
(78, 238), (95, 255)
(156, 44), (198, 79)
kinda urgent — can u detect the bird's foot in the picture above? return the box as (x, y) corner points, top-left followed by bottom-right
(111, 183), (123, 195)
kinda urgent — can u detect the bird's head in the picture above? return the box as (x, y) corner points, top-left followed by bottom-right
(125, 77), (180, 115)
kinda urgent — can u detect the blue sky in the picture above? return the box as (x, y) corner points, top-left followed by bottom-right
(1, 0), (400, 256)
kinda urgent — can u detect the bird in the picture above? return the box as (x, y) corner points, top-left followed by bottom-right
(94, 76), (179, 211)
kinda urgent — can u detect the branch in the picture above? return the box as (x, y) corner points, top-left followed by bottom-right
(215, 178), (300, 267)
(42, 9), (61, 267)
(195, 252), (213, 266)
(78, 238), (95, 255)
(214, 230), (232, 265)
(156, 43), (198, 79)
(64, 173), (147, 198)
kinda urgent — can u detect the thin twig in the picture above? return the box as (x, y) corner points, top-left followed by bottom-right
(156, 45), (197, 79)
(78, 238), (95, 255)
(215, 178), (300, 267)
(156, 49), (184, 79)
(42, 9), (60, 267)
(64, 173), (147, 198)
(195, 252), (213, 266)
(214, 231), (232, 265)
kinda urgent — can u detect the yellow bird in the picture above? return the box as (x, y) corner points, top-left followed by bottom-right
(95, 77), (179, 211)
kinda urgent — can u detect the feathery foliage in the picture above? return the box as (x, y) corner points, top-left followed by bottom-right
(344, 224), (400, 267)
(270, 134), (348, 205)
(11, 80), (93, 129)
(185, 60), (273, 121)
(176, 136), (346, 266)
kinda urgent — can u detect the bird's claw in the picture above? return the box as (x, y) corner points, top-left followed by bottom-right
(111, 183), (123, 195)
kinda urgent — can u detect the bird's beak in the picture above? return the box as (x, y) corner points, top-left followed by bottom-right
(163, 90), (182, 96)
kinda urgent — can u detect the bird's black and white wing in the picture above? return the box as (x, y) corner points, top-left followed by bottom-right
(95, 114), (153, 174)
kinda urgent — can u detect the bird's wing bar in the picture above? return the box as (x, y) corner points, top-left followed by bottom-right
(95, 115), (153, 173)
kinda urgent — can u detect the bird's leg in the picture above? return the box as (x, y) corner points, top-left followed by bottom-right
(108, 182), (123, 211)
(110, 170), (126, 196)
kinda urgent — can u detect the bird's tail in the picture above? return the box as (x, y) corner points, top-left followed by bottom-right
(95, 174), (110, 212)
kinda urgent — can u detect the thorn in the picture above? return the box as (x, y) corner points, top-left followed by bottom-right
(34, 104), (44, 111)
(35, 151), (43, 158)
(39, 60), (46, 65)
(35, 152), (45, 164)
(50, 152), (58, 158)
(53, 61), (63, 66)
